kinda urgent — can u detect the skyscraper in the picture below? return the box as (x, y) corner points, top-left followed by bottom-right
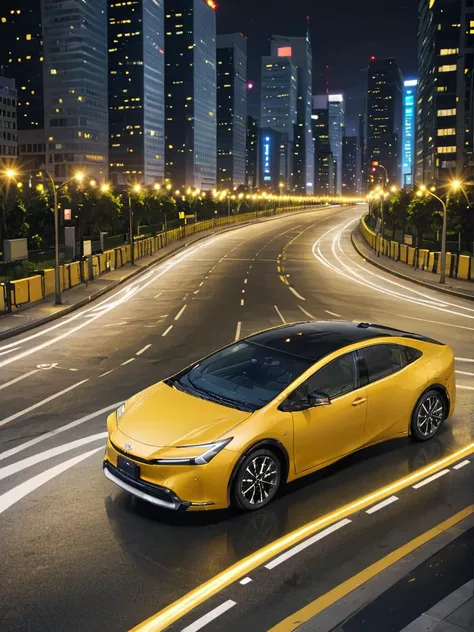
(216, 33), (247, 189)
(245, 115), (259, 190)
(42, 0), (109, 181)
(311, 107), (334, 194)
(165, 0), (217, 190)
(366, 57), (403, 187)
(342, 136), (358, 195)
(358, 112), (366, 193)
(313, 94), (345, 194)
(270, 35), (314, 194)
(0, 77), (17, 159)
(402, 79), (417, 187)
(416, 0), (473, 184)
(108, 0), (165, 186)
(260, 55), (297, 188)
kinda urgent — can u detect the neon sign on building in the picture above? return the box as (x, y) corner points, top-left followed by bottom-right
(402, 79), (417, 187)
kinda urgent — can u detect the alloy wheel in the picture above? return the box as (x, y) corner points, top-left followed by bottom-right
(240, 455), (279, 506)
(416, 395), (444, 438)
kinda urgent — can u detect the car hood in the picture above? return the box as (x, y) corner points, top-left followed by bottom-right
(117, 382), (251, 447)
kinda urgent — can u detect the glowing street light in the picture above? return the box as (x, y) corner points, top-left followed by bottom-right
(154, 183), (161, 191)
(5, 168), (18, 180)
(133, 183), (142, 194)
(451, 179), (461, 191)
(101, 183), (110, 193)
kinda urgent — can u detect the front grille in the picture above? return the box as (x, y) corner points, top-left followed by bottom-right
(110, 440), (155, 465)
(104, 461), (178, 505)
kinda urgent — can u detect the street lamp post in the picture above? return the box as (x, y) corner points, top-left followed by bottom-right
(128, 184), (141, 265)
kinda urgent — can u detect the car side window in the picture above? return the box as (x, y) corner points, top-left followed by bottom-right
(399, 345), (423, 366)
(360, 344), (402, 384)
(296, 352), (358, 400)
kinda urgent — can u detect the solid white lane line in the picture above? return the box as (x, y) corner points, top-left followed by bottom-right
(366, 495), (399, 515)
(458, 385), (474, 391)
(240, 299), (244, 306)
(395, 315), (474, 332)
(0, 403), (120, 463)
(453, 460), (470, 470)
(154, 292), (162, 299)
(0, 369), (40, 391)
(0, 447), (103, 516)
(289, 286), (306, 301)
(0, 380), (89, 429)
(182, 600), (237, 632)
(0, 347), (21, 356)
(0, 432), (108, 481)
(136, 344), (152, 356)
(456, 370), (474, 377)
(298, 305), (316, 319)
(121, 358), (135, 366)
(175, 304), (187, 321)
(99, 370), (115, 378)
(412, 469), (450, 489)
(456, 357), (474, 363)
(235, 321), (242, 342)
(274, 305), (286, 324)
(162, 325), (173, 337)
(265, 519), (351, 570)
(325, 310), (342, 318)
(240, 577), (252, 585)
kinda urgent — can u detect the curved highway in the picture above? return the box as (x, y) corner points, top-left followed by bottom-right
(0, 204), (473, 632)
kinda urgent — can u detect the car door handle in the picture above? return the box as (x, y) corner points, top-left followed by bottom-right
(352, 397), (367, 407)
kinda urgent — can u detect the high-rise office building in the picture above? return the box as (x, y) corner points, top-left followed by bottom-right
(216, 33), (247, 189)
(108, 0), (165, 186)
(313, 94), (345, 194)
(358, 112), (366, 194)
(402, 79), (417, 187)
(311, 107), (334, 194)
(0, 2), (44, 131)
(165, 0), (217, 190)
(366, 57), (403, 188)
(270, 35), (314, 194)
(245, 115), (259, 190)
(416, 0), (473, 184)
(42, 0), (108, 181)
(342, 135), (358, 194)
(260, 54), (297, 188)
(0, 77), (18, 159)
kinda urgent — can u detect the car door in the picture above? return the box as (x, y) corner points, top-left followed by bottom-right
(289, 351), (367, 474)
(358, 343), (423, 445)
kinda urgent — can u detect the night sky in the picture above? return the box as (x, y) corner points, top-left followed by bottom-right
(217, 0), (418, 133)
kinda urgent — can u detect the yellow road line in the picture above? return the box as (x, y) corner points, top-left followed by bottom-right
(268, 505), (474, 631)
(131, 441), (474, 632)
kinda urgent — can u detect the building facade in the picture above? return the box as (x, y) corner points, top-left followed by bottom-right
(165, 0), (216, 190)
(311, 107), (335, 194)
(416, 0), (473, 184)
(0, 77), (18, 159)
(108, 0), (165, 186)
(342, 135), (358, 194)
(245, 115), (259, 190)
(402, 79), (417, 187)
(358, 112), (366, 194)
(366, 57), (403, 188)
(216, 33), (247, 189)
(42, 0), (109, 181)
(270, 35), (314, 194)
(313, 94), (345, 194)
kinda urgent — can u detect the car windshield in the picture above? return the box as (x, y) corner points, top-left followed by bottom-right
(175, 341), (313, 411)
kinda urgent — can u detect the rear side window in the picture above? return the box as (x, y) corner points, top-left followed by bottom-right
(399, 345), (423, 366)
(360, 344), (402, 384)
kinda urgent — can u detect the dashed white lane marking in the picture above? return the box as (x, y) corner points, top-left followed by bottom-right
(395, 315), (474, 332)
(0, 432), (108, 481)
(175, 304), (188, 321)
(0, 369), (40, 391)
(136, 344), (152, 356)
(244, 278), (248, 284)
(194, 290), (200, 295)
(0, 347), (21, 356)
(325, 310), (342, 318)
(181, 600), (237, 632)
(235, 321), (242, 342)
(412, 469), (450, 489)
(0, 446), (103, 516)
(0, 403), (120, 463)
(239, 577), (252, 585)
(154, 292), (162, 299)
(240, 299), (245, 306)
(366, 495), (399, 514)
(99, 370), (115, 378)
(298, 305), (316, 319)
(289, 286), (306, 301)
(458, 385), (474, 391)
(162, 325), (173, 337)
(199, 281), (204, 287)
(453, 460), (470, 470)
(456, 357), (474, 363)
(274, 305), (286, 324)
(265, 519), (351, 570)
(121, 358), (135, 366)
(456, 370), (474, 377)
(0, 380), (89, 429)
(242, 289), (245, 294)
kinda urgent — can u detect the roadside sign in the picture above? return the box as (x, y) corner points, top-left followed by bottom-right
(64, 208), (72, 221)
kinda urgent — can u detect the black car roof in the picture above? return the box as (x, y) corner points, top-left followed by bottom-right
(245, 321), (442, 362)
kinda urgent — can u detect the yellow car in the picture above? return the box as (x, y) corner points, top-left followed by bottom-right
(103, 321), (455, 512)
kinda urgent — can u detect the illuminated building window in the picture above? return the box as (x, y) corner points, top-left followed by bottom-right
(438, 64), (456, 72)
(437, 145), (456, 153)
(437, 108), (456, 116)
(437, 128), (456, 136)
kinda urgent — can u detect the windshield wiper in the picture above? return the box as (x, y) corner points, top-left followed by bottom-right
(200, 392), (255, 412)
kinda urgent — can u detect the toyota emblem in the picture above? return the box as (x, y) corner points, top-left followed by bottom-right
(124, 443), (132, 451)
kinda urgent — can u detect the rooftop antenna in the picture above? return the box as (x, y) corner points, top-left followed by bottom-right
(306, 15), (311, 43)
(326, 65), (330, 95)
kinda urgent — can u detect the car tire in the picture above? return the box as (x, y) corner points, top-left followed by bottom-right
(231, 448), (282, 512)
(411, 390), (447, 442)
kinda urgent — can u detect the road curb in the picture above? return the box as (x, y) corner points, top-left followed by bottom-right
(0, 205), (335, 342)
(350, 226), (474, 303)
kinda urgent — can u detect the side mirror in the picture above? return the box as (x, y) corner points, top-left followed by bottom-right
(308, 390), (331, 407)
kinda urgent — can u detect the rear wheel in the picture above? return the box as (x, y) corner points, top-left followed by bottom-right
(231, 449), (282, 511)
(411, 390), (447, 441)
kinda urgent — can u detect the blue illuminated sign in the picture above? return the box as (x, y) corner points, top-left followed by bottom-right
(402, 79), (417, 187)
(263, 135), (271, 181)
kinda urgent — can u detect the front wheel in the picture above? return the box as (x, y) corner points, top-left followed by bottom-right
(231, 449), (282, 511)
(411, 390), (447, 441)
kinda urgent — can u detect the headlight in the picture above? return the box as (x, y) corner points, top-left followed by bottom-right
(154, 438), (233, 465)
(116, 403), (126, 423)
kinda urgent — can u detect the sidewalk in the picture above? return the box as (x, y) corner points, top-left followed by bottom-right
(352, 225), (474, 301)
(401, 581), (473, 632)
